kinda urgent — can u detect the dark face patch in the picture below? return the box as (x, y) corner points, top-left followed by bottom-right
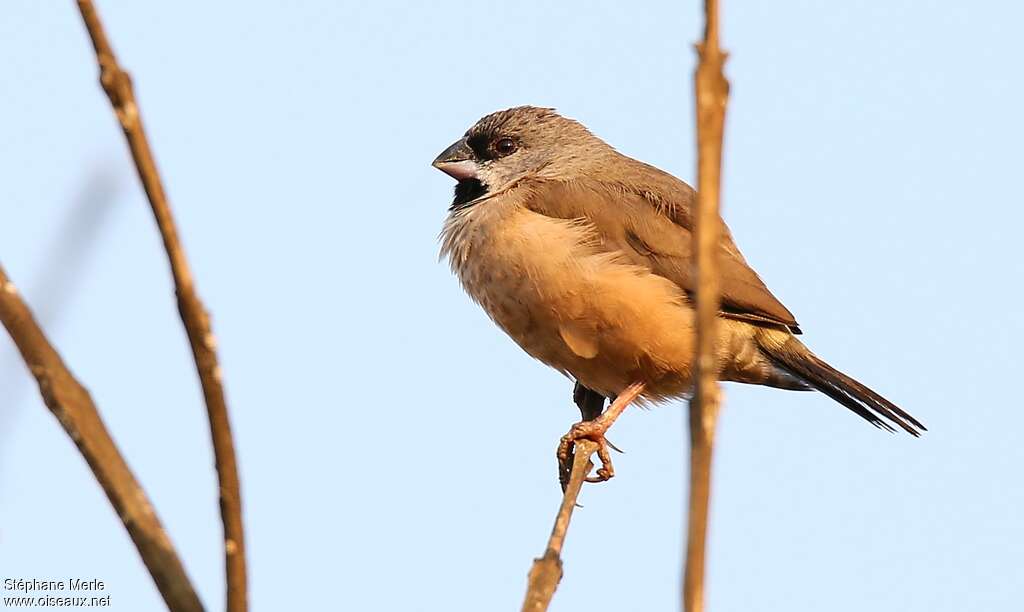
(465, 129), (520, 162)
(465, 109), (531, 161)
(450, 178), (488, 210)
(465, 131), (489, 160)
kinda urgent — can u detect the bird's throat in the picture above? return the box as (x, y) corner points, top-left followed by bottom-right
(451, 178), (489, 211)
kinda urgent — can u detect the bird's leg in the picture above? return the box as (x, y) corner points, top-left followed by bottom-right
(573, 382), (623, 454)
(558, 382), (645, 489)
(573, 381), (606, 422)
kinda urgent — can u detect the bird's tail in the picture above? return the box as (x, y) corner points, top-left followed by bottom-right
(755, 329), (926, 436)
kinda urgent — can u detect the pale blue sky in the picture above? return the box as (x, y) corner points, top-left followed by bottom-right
(2, 1), (1022, 610)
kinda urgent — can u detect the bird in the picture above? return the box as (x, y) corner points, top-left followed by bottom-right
(432, 106), (924, 484)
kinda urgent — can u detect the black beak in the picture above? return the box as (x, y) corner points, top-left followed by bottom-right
(432, 138), (478, 181)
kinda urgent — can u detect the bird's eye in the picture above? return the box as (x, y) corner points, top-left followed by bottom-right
(493, 137), (517, 157)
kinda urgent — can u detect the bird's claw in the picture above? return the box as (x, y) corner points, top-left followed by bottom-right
(557, 419), (617, 491)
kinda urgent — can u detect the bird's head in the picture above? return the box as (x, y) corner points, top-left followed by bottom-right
(432, 106), (609, 207)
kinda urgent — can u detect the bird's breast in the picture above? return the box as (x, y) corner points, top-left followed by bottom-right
(440, 198), (696, 399)
(442, 201), (580, 343)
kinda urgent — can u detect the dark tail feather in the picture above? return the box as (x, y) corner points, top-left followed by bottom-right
(756, 331), (926, 436)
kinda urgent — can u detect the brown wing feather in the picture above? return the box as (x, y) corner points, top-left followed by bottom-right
(521, 160), (801, 333)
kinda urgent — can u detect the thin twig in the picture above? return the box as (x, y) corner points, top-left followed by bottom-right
(0, 168), (119, 428)
(685, 0), (729, 611)
(0, 264), (204, 612)
(74, 3), (248, 610)
(521, 439), (599, 612)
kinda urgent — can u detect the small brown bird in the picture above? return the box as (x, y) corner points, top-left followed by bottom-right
(433, 106), (924, 482)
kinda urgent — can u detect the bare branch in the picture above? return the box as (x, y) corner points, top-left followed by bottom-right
(0, 264), (204, 612)
(521, 439), (599, 612)
(74, 3), (248, 610)
(684, 0), (729, 611)
(0, 167), (119, 430)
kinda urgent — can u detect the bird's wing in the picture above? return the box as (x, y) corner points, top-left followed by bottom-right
(521, 162), (801, 333)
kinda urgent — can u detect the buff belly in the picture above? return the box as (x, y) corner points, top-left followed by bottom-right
(443, 200), (698, 401)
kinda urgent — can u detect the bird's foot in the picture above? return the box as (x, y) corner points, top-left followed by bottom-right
(557, 419), (618, 488)
(556, 382), (645, 491)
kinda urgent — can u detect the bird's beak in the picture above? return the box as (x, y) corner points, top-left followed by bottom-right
(432, 138), (478, 181)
